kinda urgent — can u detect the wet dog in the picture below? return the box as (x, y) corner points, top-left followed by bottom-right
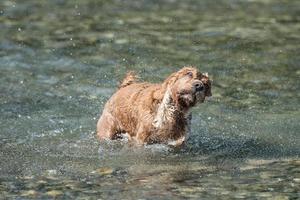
(97, 67), (211, 147)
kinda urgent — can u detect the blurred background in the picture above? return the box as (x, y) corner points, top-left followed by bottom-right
(0, 0), (299, 199)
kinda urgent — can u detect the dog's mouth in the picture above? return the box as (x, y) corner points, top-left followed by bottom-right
(178, 91), (197, 108)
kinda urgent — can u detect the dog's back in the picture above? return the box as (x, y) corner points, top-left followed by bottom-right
(97, 79), (160, 140)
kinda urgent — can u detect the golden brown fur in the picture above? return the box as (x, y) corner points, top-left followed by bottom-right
(97, 66), (212, 146)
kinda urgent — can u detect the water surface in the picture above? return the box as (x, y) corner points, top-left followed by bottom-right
(0, 0), (299, 199)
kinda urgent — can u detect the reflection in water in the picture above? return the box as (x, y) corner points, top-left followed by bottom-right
(0, 0), (299, 199)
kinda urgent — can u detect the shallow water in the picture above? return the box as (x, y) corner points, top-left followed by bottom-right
(0, 0), (299, 199)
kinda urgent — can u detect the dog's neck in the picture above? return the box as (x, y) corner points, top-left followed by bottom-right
(152, 87), (186, 129)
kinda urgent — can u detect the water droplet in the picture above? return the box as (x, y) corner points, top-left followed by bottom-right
(46, 169), (58, 176)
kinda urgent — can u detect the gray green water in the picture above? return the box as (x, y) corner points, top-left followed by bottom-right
(0, 0), (299, 199)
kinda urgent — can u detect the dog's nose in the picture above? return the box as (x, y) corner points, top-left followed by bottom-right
(193, 81), (204, 91)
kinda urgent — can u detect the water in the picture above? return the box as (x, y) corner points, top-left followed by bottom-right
(0, 0), (299, 199)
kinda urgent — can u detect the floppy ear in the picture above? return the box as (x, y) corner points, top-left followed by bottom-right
(153, 67), (193, 100)
(153, 71), (181, 100)
(153, 70), (182, 100)
(162, 72), (179, 87)
(162, 67), (193, 88)
(200, 73), (212, 97)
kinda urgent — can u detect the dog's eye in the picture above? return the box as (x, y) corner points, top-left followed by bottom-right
(186, 71), (193, 77)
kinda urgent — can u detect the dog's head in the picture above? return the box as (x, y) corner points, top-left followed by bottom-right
(164, 67), (212, 110)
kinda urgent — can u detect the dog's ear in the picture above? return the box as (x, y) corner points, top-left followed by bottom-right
(200, 73), (212, 97)
(153, 87), (165, 100)
(163, 67), (192, 87)
(153, 71), (181, 100)
(163, 73), (179, 87)
(154, 67), (193, 100)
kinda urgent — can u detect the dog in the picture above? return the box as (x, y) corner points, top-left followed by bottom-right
(96, 66), (212, 147)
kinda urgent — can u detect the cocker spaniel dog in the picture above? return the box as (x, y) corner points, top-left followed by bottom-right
(97, 67), (212, 147)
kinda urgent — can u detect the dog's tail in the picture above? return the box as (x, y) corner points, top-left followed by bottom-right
(119, 71), (138, 89)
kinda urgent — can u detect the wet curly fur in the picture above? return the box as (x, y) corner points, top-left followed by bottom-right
(97, 66), (212, 147)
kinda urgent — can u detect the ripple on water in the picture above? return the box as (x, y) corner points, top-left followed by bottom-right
(0, 0), (300, 199)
